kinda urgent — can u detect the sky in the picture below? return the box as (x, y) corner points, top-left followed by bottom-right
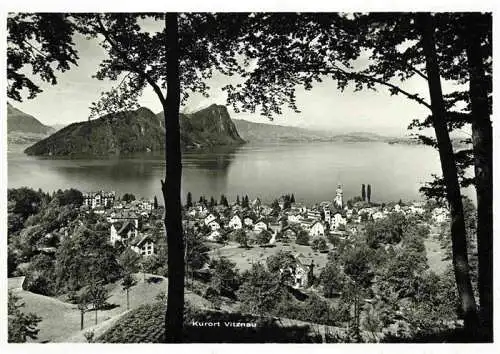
(8, 15), (467, 137)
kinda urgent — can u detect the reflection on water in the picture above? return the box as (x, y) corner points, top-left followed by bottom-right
(8, 141), (472, 204)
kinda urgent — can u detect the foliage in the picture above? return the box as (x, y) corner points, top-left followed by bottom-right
(119, 248), (141, 274)
(209, 256), (240, 295)
(54, 188), (84, 206)
(238, 263), (285, 315)
(295, 230), (310, 246)
(23, 253), (56, 295)
(234, 229), (249, 248)
(55, 222), (121, 291)
(311, 237), (328, 253)
(122, 193), (136, 202)
(320, 259), (346, 298)
(365, 212), (408, 248)
(266, 250), (296, 273)
(7, 13), (79, 101)
(256, 229), (272, 247)
(8, 291), (42, 343)
(185, 231), (209, 272)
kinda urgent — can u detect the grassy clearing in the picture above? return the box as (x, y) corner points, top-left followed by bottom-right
(209, 241), (330, 274)
(10, 273), (167, 342)
(424, 233), (450, 274)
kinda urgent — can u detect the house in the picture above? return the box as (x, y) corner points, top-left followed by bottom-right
(243, 217), (254, 227)
(208, 220), (221, 231)
(331, 213), (347, 230)
(309, 221), (325, 237)
(110, 220), (138, 245)
(130, 234), (155, 256)
(108, 210), (139, 226)
(269, 221), (282, 233)
(254, 220), (268, 232)
(83, 190), (116, 209)
(307, 209), (322, 220)
(281, 227), (298, 241)
(228, 215), (243, 230)
(292, 203), (307, 213)
(372, 211), (386, 220)
(293, 253), (312, 289)
(300, 218), (315, 230)
(204, 213), (217, 226)
(207, 230), (221, 242)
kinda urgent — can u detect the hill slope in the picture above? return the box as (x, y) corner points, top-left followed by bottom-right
(7, 103), (55, 144)
(233, 119), (391, 143)
(25, 104), (245, 156)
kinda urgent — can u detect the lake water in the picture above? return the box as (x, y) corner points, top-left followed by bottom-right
(7, 141), (474, 205)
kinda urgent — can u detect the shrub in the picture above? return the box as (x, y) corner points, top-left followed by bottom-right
(295, 231), (310, 246)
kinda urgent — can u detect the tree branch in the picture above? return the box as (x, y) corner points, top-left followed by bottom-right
(94, 15), (167, 107)
(299, 63), (432, 110)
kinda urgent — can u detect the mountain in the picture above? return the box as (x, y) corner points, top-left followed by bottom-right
(233, 119), (392, 143)
(7, 103), (55, 144)
(51, 124), (67, 132)
(24, 104), (245, 156)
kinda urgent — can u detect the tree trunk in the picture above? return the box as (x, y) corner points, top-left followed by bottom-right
(163, 12), (185, 343)
(95, 309), (98, 325)
(416, 13), (479, 336)
(463, 13), (493, 341)
(80, 310), (84, 331)
(126, 289), (130, 310)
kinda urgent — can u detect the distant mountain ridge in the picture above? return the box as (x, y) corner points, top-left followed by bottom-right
(7, 103), (55, 144)
(24, 104), (245, 156)
(233, 119), (396, 143)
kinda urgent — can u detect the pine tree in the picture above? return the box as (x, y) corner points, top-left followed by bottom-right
(367, 184), (371, 203)
(361, 184), (366, 201)
(236, 195), (240, 205)
(290, 193), (295, 203)
(153, 196), (159, 209)
(186, 192), (193, 208)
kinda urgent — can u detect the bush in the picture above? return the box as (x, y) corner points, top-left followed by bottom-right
(295, 231), (310, 246)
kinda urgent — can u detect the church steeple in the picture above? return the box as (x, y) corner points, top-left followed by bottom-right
(334, 184), (343, 208)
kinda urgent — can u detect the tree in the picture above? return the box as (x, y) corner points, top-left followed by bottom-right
(290, 193), (295, 203)
(119, 248), (141, 274)
(153, 196), (159, 209)
(311, 237), (328, 253)
(367, 184), (372, 203)
(209, 256), (240, 295)
(70, 13), (247, 341)
(256, 230), (272, 247)
(88, 281), (109, 325)
(320, 260), (346, 298)
(234, 229), (249, 249)
(415, 13), (478, 333)
(266, 250), (296, 273)
(8, 291), (42, 343)
(121, 193), (136, 203)
(295, 230), (310, 246)
(122, 273), (137, 310)
(186, 192), (193, 208)
(7, 13), (79, 101)
(185, 230), (209, 281)
(236, 195), (240, 205)
(77, 290), (90, 331)
(238, 262), (284, 315)
(225, 12), (481, 336)
(361, 184), (366, 201)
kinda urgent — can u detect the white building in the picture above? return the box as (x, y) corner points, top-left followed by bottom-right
(254, 221), (268, 232)
(228, 215), (243, 230)
(309, 221), (325, 237)
(334, 184), (343, 208)
(331, 213), (347, 230)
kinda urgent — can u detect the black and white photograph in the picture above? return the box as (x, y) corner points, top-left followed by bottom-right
(2, 2), (497, 348)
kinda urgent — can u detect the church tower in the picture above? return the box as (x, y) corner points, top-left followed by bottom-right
(334, 184), (343, 209)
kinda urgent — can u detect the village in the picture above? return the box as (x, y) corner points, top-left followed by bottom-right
(81, 185), (450, 289)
